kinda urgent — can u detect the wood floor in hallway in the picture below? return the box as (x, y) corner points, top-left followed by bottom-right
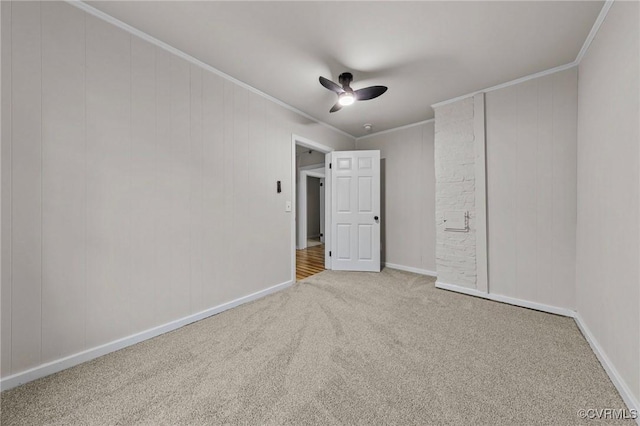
(296, 244), (325, 281)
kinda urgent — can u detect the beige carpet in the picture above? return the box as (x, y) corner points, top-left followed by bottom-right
(0, 269), (630, 425)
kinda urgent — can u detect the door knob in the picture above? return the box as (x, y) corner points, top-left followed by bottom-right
(374, 216), (379, 221)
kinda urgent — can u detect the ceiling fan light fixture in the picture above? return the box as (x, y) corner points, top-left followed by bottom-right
(339, 92), (355, 106)
(320, 73), (387, 113)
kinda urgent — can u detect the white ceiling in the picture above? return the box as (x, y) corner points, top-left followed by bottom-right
(90, 1), (604, 137)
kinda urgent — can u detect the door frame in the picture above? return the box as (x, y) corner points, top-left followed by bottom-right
(298, 168), (325, 250)
(291, 135), (334, 283)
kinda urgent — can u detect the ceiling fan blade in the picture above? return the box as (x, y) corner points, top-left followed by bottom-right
(319, 76), (344, 94)
(354, 86), (388, 101)
(329, 102), (343, 113)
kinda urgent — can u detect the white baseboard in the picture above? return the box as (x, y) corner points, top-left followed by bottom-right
(436, 280), (639, 422)
(0, 280), (293, 391)
(574, 313), (640, 424)
(384, 263), (437, 277)
(434, 281), (576, 318)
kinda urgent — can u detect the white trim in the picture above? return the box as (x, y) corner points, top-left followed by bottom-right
(298, 162), (325, 172)
(431, 0), (614, 109)
(66, 1), (354, 141)
(68, 0), (614, 142)
(436, 280), (639, 421)
(575, 0), (615, 64)
(574, 313), (640, 424)
(473, 93), (488, 293)
(384, 262), (437, 277)
(305, 170), (325, 179)
(431, 62), (577, 109)
(435, 281), (576, 318)
(294, 135), (334, 153)
(0, 279), (293, 391)
(324, 153), (332, 269)
(297, 170), (308, 250)
(355, 119), (435, 142)
(291, 138), (297, 280)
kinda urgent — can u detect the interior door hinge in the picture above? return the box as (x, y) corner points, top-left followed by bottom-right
(329, 163), (332, 169)
(329, 251), (332, 257)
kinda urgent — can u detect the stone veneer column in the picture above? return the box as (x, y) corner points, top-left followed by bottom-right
(433, 95), (487, 291)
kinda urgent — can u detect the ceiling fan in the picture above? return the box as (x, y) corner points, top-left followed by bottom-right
(319, 72), (387, 113)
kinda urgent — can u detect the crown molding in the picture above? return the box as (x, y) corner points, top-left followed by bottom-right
(430, 62), (578, 109)
(355, 118), (435, 142)
(67, 0), (615, 142)
(66, 1), (356, 141)
(431, 0), (614, 110)
(575, 0), (614, 64)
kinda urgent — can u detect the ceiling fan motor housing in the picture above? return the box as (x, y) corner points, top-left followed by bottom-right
(339, 72), (354, 91)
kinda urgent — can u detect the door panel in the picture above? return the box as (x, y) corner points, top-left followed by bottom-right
(358, 156), (372, 170)
(358, 225), (373, 260)
(330, 150), (380, 272)
(358, 177), (372, 212)
(337, 157), (352, 170)
(336, 224), (351, 259)
(336, 177), (351, 212)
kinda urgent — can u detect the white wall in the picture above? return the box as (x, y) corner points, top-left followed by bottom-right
(485, 67), (578, 310)
(576, 0), (639, 406)
(0, 1), (354, 378)
(356, 122), (436, 274)
(1, 0), (11, 377)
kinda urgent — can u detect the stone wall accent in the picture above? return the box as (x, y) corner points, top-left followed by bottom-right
(434, 97), (478, 288)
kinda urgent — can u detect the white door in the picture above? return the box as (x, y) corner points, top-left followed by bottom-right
(319, 178), (325, 243)
(329, 150), (380, 272)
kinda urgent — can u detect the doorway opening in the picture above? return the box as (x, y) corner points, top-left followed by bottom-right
(291, 135), (333, 282)
(297, 167), (325, 249)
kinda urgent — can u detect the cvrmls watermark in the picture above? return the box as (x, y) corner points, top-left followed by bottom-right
(577, 408), (638, 420)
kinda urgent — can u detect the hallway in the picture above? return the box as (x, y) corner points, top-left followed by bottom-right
(295, 244), (325, 281)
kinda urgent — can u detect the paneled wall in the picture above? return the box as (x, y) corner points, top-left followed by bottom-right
(576, 0), (640, 404)
(485, 67), (577, 310)
(0, 1), (353, 377)
(356, 122), (436, 274)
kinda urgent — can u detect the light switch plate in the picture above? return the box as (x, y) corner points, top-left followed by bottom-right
(285, 201), (292, 212)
